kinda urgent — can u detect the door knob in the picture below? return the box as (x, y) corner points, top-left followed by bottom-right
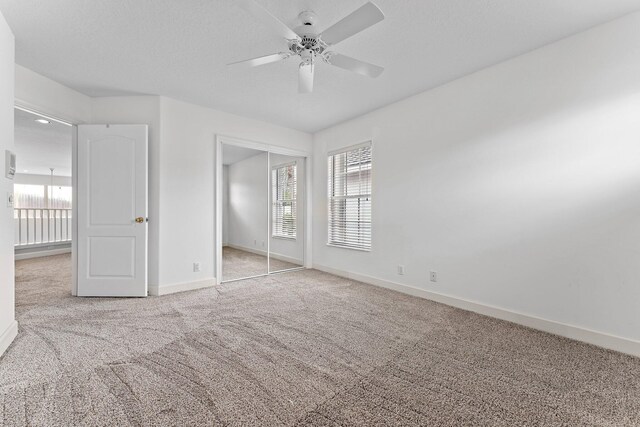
(135, 217), (144, 223)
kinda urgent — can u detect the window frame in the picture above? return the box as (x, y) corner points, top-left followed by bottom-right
(327, 141), (372, 252)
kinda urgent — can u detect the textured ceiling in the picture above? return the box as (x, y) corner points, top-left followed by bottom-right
(14, 109), (73, 176)
(1, 0), (640, 132)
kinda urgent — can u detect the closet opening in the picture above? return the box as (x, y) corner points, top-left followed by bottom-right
(216, 136), (310, 283)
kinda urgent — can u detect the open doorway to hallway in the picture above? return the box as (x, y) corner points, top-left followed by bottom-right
(12, 107), (73, 278)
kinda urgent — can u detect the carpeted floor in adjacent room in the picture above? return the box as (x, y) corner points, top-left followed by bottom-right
(222, 246), (301, 281)
(1, 254), (639, 426)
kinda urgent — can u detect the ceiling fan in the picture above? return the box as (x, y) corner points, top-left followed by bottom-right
(229, 0), (385, 93)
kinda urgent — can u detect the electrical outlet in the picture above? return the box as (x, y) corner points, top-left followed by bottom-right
(430, 271), (438, 283)
(397, 265), (405, 275)
(193, 262), (201, 273)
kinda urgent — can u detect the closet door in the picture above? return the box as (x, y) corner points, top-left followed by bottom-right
(269, 152), (304, 274)
(221, 144), (269, 281)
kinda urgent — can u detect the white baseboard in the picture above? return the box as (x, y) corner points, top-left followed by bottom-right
(227, 243), (303, 265)
(227, 243), (267, 257)
(148, 278), (216, 296)
(15, 247), (71, 260)
(270, 252), (303, 265)
(0, 320), (18, 357)
(313, 264), (640, 358)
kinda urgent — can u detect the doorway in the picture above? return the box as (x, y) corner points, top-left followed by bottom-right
(12, 106), (74, 308)
(12, 107), (149, 298)
(12, 107), (73, 260)
(216, 136), (311, 283)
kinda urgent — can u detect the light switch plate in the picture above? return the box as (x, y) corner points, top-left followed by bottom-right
(7, 192), (14, 207)
(5, 150), (15, 180)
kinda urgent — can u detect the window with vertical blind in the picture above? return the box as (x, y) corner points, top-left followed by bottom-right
(13, 184), (72, 209)
(13, 184), (46, 209)
(272, 162), (297, 239)
(327, 142), (372, 251)
(48, 185), (73, 209)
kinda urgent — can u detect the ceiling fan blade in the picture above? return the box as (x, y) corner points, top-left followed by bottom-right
(236, 0), (300, 41)
(228, 52), (290, 67)
(299, 63), (314, 93)
(320, 2), (384, 46)
(325, 53), (384, 78)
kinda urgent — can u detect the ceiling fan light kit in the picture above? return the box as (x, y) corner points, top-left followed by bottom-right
(231, 1), (385, 93)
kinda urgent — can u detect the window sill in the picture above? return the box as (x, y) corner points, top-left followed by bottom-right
(272, 235), (296, 241)
(326, 243), (371, 252)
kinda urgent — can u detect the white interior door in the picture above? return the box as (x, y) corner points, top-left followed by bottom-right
(77, 124), (148, 297)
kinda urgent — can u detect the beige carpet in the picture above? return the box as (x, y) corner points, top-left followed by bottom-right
(222, 246), (301, 281)
(1, 254), (639, 426)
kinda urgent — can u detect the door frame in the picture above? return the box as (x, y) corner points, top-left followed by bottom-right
(14, 100), (83, 296)
(215, 134), (312, 283)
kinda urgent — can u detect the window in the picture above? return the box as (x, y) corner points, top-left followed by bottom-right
(328, 142), (372, 251)
(13, 184), (46, 209)
(272, 163), (297, 239)
(48, 186), (73, 209)
(13, 184), (72, 210)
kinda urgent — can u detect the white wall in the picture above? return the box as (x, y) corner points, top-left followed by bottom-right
(15, 65), (92, 123)
(227, 152), (268, 254)
(313, 12), (640, 344)
(158, 97), (311, 289)
(0, 9), (16, 356)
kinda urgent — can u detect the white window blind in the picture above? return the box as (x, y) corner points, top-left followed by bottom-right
(272, 163), (297, 239)
(13, 184), (73, 209)
(328, 142), (372, 251)
(13, 184), (46, 209)
(48, 185), (73, 209)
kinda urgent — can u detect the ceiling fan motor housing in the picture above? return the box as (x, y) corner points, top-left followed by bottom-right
(288, 38), (326, 62)
(290, 12), (326, 62)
